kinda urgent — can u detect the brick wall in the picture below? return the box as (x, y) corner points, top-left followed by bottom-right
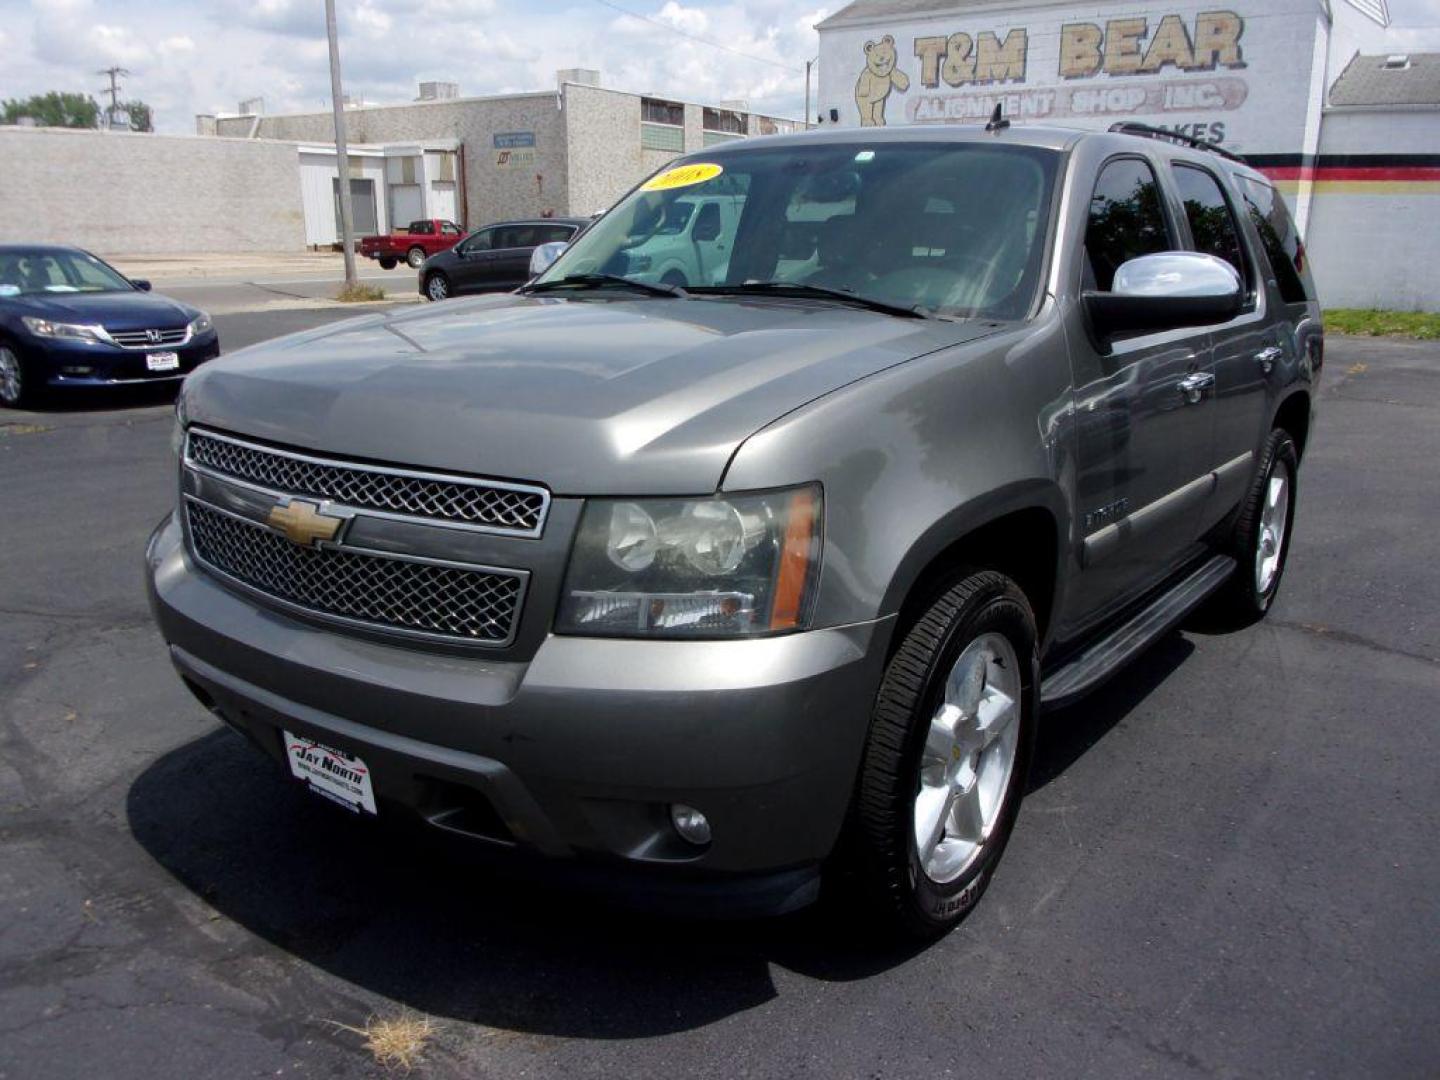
(219, 93), (569, 227)
(0, 126), (305, 253)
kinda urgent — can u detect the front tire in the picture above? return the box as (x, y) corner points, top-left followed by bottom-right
(406, 246), (427, 269)
(851, 570), (1038, 937)
(424, 272), (450, 301)
(0, 342), (31, 409)
(1211, 428), (1299, 622)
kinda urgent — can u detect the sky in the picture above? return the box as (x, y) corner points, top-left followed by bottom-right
(0, 0), (1437, 133)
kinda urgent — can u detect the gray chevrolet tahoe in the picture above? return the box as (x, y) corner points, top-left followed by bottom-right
(146, 123), (1320, 936)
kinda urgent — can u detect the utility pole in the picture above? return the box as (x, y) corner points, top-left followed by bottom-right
(97, 66), (130, 129)
(325, 0), (358, 288)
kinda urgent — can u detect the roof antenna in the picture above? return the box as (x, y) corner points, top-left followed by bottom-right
(985, 102), (1010, 133)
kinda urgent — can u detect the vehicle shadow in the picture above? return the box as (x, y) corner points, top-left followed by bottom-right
(20, 382), (179, 414)
(1029, 631), (1194, 792)
(126, 729), (930, 1038)
(126, 631), (1196, 1038)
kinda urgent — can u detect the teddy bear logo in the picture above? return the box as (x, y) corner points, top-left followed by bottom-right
(854, 35), (909, 126)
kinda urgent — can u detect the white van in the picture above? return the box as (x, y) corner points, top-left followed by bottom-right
(622, 195), (745, 287)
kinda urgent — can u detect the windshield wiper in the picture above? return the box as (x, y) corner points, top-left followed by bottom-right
(689, 281), (931, 319)
(520, 273), (687, 298)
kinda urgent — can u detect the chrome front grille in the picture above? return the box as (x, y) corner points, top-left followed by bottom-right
(186, 430), (548, 535)
(185, 502), (525, 644)
(110, 327), (190, 349)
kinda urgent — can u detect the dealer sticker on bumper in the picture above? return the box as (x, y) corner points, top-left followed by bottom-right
(284, 732), (376, 814)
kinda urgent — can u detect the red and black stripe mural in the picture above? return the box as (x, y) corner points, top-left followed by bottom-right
(1247, 154), (1440, 194)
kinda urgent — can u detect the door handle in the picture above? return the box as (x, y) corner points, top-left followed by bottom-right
(1255, 346), (1283, 374)
(1177, 372), (1215, 404)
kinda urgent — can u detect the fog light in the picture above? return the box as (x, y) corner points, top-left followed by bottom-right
(61, 365), (94, 376)
(670, 803), (712, 846)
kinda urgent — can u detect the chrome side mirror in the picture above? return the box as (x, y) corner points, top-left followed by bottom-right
(529, 242), (567, 278)
(1113, 252), (1242, 298)
(1086, 252), (1242, 337)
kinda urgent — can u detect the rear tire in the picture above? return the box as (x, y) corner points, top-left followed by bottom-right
(849, 570), (1038, 938)
(424, 272), (450, 301)
(378, 257), (398, 270)
(406, 246), (427, 269)
(0, 342), (32, 409)
(1210, 428), (1299, 623)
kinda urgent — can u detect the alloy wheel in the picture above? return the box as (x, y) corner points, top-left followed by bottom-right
(0, 347), (22, 406)
(913, 631), (1022, 884)
(427, 274), (449, 301)
(1255, 460), (1292, 595)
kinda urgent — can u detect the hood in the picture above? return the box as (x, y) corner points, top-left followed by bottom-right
(13, 289), (195, 331)
(184, 293), (1001, 495)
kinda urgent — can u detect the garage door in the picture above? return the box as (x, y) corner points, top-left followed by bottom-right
(390, 184), (423, 229)
(332, 178), (378, 236)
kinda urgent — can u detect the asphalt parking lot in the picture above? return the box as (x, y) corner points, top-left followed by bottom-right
(1, 319), (1437, 1079)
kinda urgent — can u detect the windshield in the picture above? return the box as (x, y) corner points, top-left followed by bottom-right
(536, 142), (1060, 319)
(0, 250), (134, 297)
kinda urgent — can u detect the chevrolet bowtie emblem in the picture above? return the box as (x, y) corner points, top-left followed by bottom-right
(267, 499), (344, 547)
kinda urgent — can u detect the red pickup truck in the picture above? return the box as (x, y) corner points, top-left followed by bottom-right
(359, 219), (464, 269)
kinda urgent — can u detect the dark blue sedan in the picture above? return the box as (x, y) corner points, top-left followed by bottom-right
(0, 245), (219, 408)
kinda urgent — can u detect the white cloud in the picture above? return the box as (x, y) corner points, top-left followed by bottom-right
(353, 2), (394, 38)
(2, 0), (813, 131)
(89, 24), (153, 66)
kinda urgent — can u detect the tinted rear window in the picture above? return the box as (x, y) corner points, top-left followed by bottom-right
(1237, 177), (1312, 304)
(1172, 164), (1249, 288)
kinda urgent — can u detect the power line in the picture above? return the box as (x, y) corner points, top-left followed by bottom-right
(97, 66), (129, 111)
(585, 0), (802, 73)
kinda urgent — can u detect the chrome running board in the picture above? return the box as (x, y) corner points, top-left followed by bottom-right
(1041, 554), (1236, 711)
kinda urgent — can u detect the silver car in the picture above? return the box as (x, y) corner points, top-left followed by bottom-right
(147, 123), (1320, 936)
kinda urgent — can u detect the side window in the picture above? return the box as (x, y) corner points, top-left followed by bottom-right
(408, 220), (433, 235)
(1237, 177), (1312, 305)
(693, 202), (723, 242)
(537, 224), (574, 244)
(500, 225), (538, 248)
(441, 221), (462, 236)
(1172, 164), (1249, 290)
(1085, 158), (1172, 292)
(462, 229), (493, 253)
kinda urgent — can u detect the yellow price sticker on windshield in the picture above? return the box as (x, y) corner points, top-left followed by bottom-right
(641, 162), (723, 192)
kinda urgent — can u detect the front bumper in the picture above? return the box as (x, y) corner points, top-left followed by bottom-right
(146, 512), (891, 915)
(27, 331), (220, 389)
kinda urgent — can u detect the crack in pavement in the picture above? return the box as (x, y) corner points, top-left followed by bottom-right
(1268, 618), (1438, 666)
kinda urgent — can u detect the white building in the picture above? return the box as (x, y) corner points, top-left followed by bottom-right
(295, 141), (462, 247)
(815, 0), (1440, 310)
(207, 73), (800, 247)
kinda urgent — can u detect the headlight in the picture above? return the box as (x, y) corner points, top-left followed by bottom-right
(171, 393), (188, 457)
(557, 485), (822, 638)
(188, 312), (214, 336)
(21, 317), (109, 344)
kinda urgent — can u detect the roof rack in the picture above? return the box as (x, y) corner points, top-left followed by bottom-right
(1107, 122), (1249, 165)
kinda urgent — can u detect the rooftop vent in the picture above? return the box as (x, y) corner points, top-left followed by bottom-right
(557, 68), (601, 89)
(238, 96), (265, 115)
(1383, 54), (1410, 69)
(417, 81), (459, 101)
